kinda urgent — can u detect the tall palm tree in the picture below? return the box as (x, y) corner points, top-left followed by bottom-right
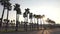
(0, 0), (10, 28)
(23, 12), (27, 31)
(14, 4), (21, 31)
(36, 15), (40, 30)
(23, 10), (28, 31)
(29, 13), (33, 30)
(25, 8), (30, 23)
(29, 13), (33, 23)
(6, 1), (12, 31)
(33, 14), (36, 23)
(41, 15), (45, 29)
(23, 12), (27, 22)
(41, 15), (45, 24)
(23, 8), (30, 31)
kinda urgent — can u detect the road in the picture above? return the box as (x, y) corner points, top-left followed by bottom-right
(0, 28), (60, 34)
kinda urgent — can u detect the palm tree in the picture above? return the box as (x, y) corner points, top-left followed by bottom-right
(0, 0), (10, 28)
(41, 15), (45, 29)
(14, 4), (21, 31)
(23, 8), (30, 31)
(46, 18), (55, 25)
(41, 15), (45, 24)
(6, 1), (12, 31)
(23, 12), (27, 31)
(33, 14), (36, 23)
(23, 12), (27, 22)
(29, 13), (33, 30)
(36, 15), (40, 30)
(25, 8), (30, 23)
(46, 18), (55, 28)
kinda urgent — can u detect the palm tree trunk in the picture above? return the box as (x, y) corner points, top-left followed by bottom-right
(42, 19), (45, 29)
(30, 18), (32, 31)
(34, 18), (35, 23)
(0, 7), (5, 28)
(31, 18), (33, 31)
(6, 9), (9, 31)
(37, 18), (39, 30)
(40, 19), (42, 29)
(27, 15), (28, 23)
(15, 13), (18, 31)
(25, 15), (28, 31)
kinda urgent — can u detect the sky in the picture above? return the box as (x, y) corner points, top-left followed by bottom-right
(0, 0), (60, 24)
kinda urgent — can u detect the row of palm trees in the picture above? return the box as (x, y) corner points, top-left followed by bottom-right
(0, 0), (12, 31)
(0, 0), (55, 31)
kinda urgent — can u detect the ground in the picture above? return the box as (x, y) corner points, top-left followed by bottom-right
(0, 28), (60, 34)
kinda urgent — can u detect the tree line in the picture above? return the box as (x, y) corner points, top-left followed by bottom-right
(0, 0), (56, 32)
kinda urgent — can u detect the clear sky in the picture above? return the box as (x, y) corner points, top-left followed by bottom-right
(0, 0), (60, 24)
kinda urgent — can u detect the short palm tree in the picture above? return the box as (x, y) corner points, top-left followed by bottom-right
(46, 18), (55, 25)
(46, 18), (55, 28)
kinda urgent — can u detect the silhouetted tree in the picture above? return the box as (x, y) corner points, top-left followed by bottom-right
(23, 12), (27, 31)
(14, 4), (21, 31)
(33, 14), (36, 23)
(46, 18), (55, 24)
(29, 23), (33, 31)
(6, 1), (12, 31)
(36, 15), (40, 30)
(23, 8), (30, 31)
(46, 18), (55, 28)
(29, 13), (33, 30)
(23, 12), (27, 22)
(25, 8), (30, 23)
(41, 15), (45, 29)
(0, 0), (10, 28)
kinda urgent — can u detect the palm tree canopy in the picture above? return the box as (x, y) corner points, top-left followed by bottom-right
(14, 4), (21, 14)
(41, 15), (45, 18)
(35, 15), (40, 19)
(25, 8), (30, 14)
(46, 18), (55, 24)
(0, 0), (12, 10)
(0, 0), (10, 7)
(7, 2), (12, 10)
(23, 12), (27, 18)
(33, 14), (36, 17)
